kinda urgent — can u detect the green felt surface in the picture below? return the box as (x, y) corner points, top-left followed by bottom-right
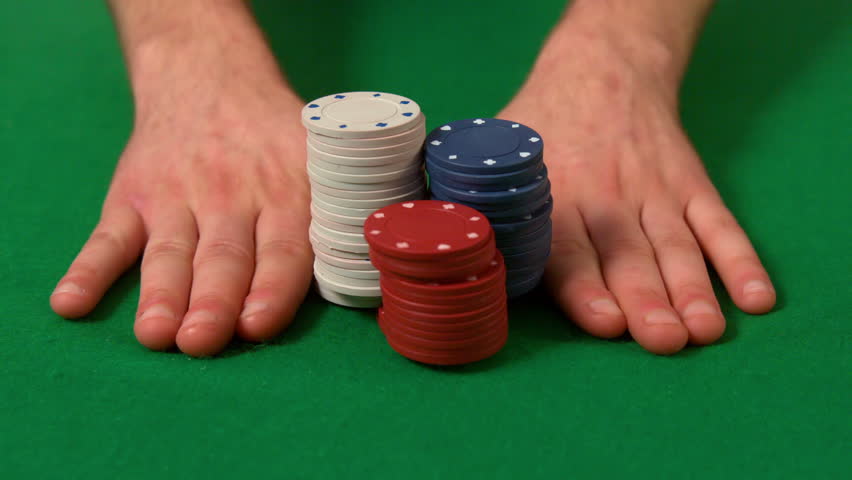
(1, 1), (850, 478)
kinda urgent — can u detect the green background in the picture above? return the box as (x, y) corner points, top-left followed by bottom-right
(1, 0), (850, 478)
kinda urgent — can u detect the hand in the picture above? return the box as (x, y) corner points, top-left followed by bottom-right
(500, 26), (776, 354)
(50, 48), (313, 357)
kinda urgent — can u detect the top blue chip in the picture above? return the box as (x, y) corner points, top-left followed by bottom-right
(424, 118), (544, 174)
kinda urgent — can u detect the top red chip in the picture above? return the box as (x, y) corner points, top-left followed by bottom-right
(364, 200), (492, 260)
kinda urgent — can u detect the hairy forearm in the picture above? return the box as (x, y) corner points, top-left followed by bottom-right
(106, 0), (297, 116)
(541, 0), (714, 88)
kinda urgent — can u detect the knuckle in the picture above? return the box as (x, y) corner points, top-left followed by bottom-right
(549, 237), (590, 258)
(67, 260), (99, 281)
(88, 229), (127, 255)
(145, 239), (195, 261)
(670, 282), (713, 306)
(195, 238), (253, 267)
(599, 238), (653, 264)
(258, 237), (312, 261)
(652, 232), (697, 253)
(138, 287), (178, 311)
(189, 293), (241, 317)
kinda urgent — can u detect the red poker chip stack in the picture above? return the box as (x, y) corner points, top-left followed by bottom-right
(364, 200), (509, 366)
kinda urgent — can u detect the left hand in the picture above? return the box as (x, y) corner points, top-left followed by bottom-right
(499, 27), (775, 354)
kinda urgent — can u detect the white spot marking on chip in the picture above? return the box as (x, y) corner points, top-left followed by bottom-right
(529, 137), (540, 142)
(369, 229), (381, 235)
(448, 154), (457, 160)
(441, 125), (451, 131)
(373, 213), (385, 218)
(467, 232), (479, 239)
(430, 140), (442, 146)
(442, 203), (455, 210)
(469, 190), (477, 194)
(523, 215), (532, 220)
(473, 119), (485, 125)
(536, 175), (543, 180)
(396, 242), (410, 249)
(519, 152), (531, 158)
(511, 124), (519, 128)
(490, 260), (497, 266)
(508, 188), (517, 192)
(402, 202), (415, 208)
(466, 276), (478, 281)
(470, 216), (481, 221)
(437, 244), (451, 250)
(483, 159), (497, 166)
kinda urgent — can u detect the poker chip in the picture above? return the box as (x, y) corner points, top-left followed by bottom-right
(365, 200), (509, 366)
(302, 91), (423, 139)
(307, 131), (426, 158)
(307, 140), (423, 166)
(427, 161), (547, 192)
(429, 173), (550, 206)
(316, 282), (382, 309)
(308, 152), (422, 175)
(303, 92), (428, 308)
(308, 115), (427, 149)
(426, 119), (553, 298)
(311, 184), (426, 210)
(320, 260), (380, 280)
(309, 176), (425, 201)
(307, 160), (421, 191)
(313, 248), (374, 271)
(307, 158), (423, 185)
(370, 246), (496, 282)
(424, 118), (544, 174)
(363, 200), (492, 261)
(380, 309), (508, 366)
(379, 254), (505, 298)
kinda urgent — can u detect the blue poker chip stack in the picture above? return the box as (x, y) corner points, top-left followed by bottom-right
(425, 118), (552, 298)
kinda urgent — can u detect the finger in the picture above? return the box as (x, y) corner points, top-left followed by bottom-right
(584, 205), (689, 355)
(236, 207), (313, 342)
(176, 211), (256, 357)
(134, 206), (198, 351)
(545, 204), (626, 338)
(642, 202), (725, 345)
(686, 193), (776, 314)
(51, 205), (146, 318)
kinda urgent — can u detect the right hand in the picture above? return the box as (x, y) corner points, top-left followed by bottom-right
(50, 47), (314, 357)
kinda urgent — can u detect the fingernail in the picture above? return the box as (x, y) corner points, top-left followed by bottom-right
(743, 280), (771, 297)
(240, 301), (268, 319)
(138, 304), (175, 322)
(184, 310), (217, 328)
(588, 298), (621, 316)
(52, 282), (86, 296)
(683, 301), (719, 318)
(644, 309), (680, 325)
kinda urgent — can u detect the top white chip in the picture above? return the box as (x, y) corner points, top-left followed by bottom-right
(301, 92), (423, 139)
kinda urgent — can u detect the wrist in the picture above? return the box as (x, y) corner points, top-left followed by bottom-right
(127, 30), (300, 123)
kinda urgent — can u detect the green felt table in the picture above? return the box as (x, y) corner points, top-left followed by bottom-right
(1, 1), (849, 478)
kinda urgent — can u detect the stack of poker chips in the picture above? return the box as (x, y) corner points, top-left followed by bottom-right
(424, 118), (552, 298)
(301, 92), (427, 308)
(364, 200), (509, 366)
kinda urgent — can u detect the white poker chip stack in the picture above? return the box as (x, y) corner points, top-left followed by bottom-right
(301, 92), (427, 308)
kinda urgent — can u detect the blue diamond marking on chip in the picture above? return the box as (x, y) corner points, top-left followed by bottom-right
(400, 100), (410, 104)
(402, 112), (413, 117)
(373, 93), (381, 97)
(310, 116), (320, 120)
(376, 122), (388, 127)
(334, 94), (345, 99)
(339, 125), (348, 129)
(308, 104), (319, 108)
